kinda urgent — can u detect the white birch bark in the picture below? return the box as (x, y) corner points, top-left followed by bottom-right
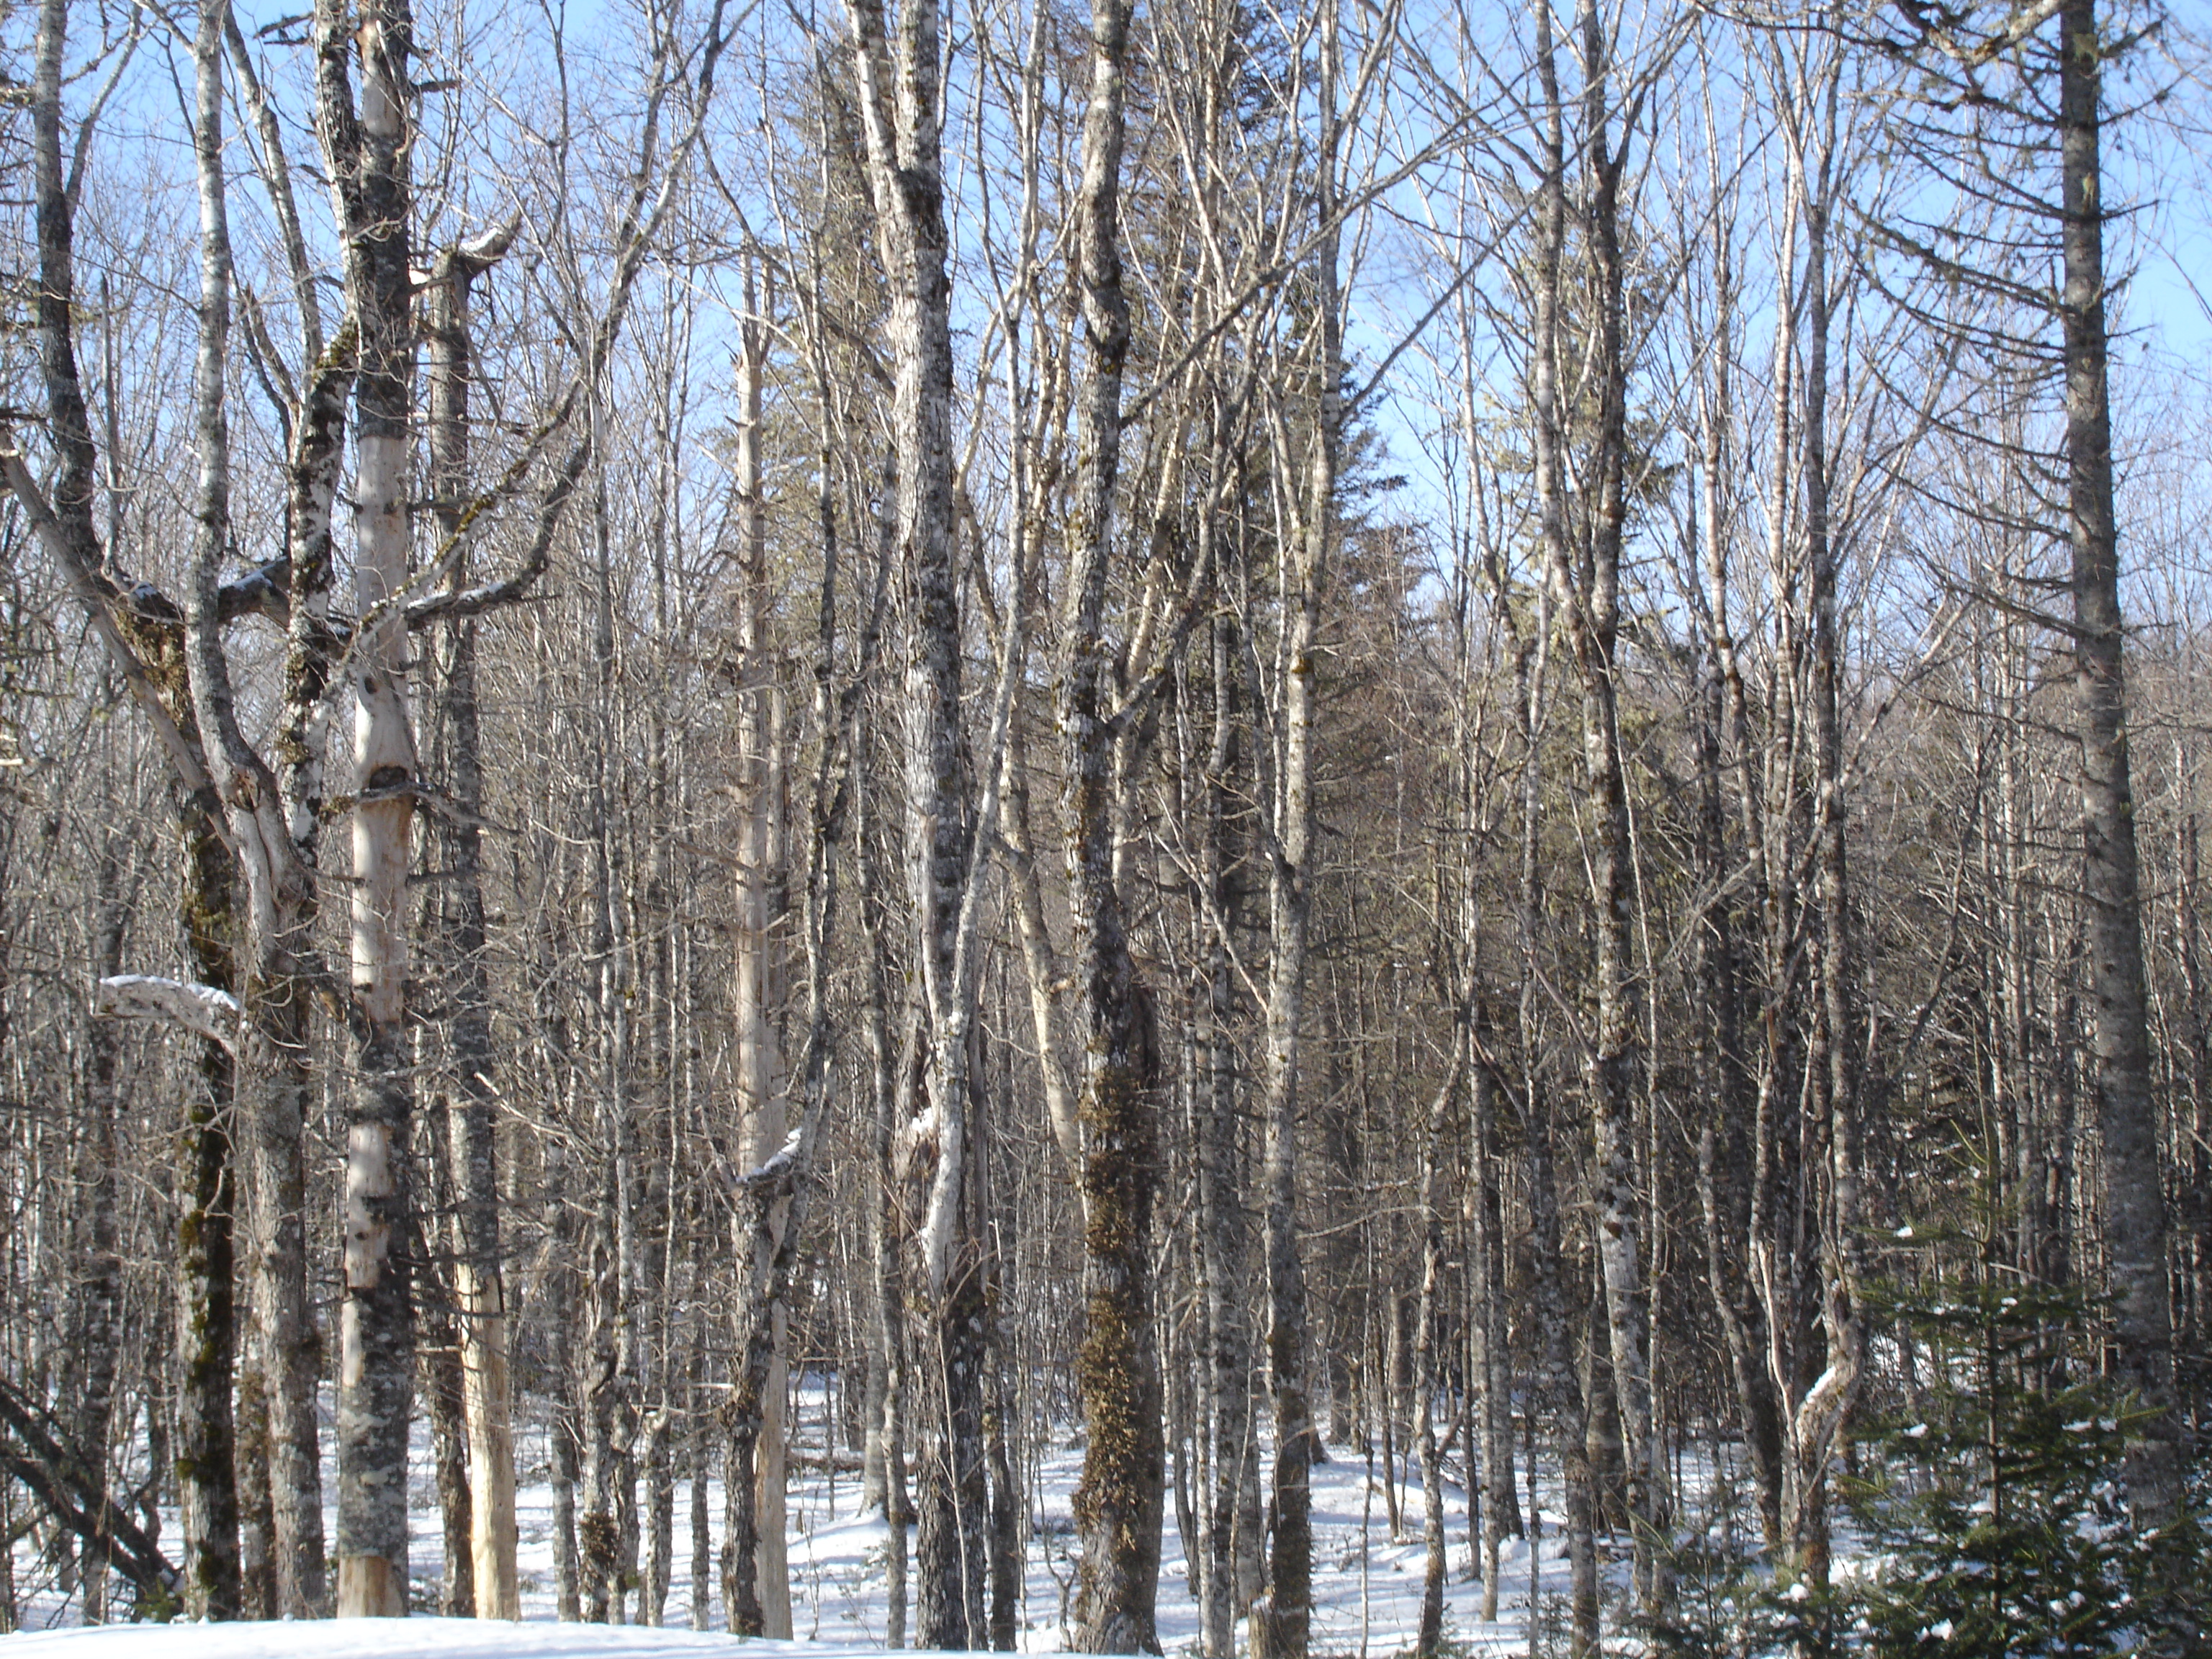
(315, 0), (421, 1613)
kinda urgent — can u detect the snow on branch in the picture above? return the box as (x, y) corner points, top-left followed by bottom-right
(97, 974), (243, 1053)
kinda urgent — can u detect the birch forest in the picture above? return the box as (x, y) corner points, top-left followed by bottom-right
(2, 0), (2210, 1651)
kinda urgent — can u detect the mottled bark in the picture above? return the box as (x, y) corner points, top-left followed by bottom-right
(235, 1366), (274, 1619)
(1058, 0), (1164, 1646)
(174, 833), (241, 1624)
(846, 0), (995, 1640)
(688, 1364), (714, 1631)
(1787, 78), (1863, 1581)
(640, 1412), (673, 1627)
(176, 1), (244, 1617)
(986, 1354), (1020, 1652)
(316, 0), (421, 1612)
(552, 1413), (582, 1622)
(71, 836), (126, 1623)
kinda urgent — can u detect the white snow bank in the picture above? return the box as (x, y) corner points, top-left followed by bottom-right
(0, 1622), (905, 1659)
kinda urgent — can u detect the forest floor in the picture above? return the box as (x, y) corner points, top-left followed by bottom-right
(10, 1386), (1650, 1656)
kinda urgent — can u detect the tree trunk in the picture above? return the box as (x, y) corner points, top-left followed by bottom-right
(176, 819), (242, 1622)
(73, 833), (127, 1624)
(1470, 1052), (1516, 1624)
(176, 4), (244, 1617)
(1691, 284), (1786, 1549)
(553, 1413), (582, 1622)
(2059, 0), (2182, 1527)
(1251, 18), (1349, 1655)
(1528, 1089), (1596, 1658)
(425, 228), (521, 1622)
(863, 788), (911, 1648)
(846, 0), (996, 1640)
(235, 1363), (274, 1619)
(1552, 1), (1661, 1605)
(1788, 94), (1863, 1585)
(1413, 1050), (1462, 1659)
(1059, 0), (1164, 1646)
(315, 0), (421, 1614)
(986, 1284), (1022, 1652)
(1195, 616), (1254, 1659)
(729, 273), (793, 1639)
(2176, 809), (2212, 1390)
(415, 1208), (474, 1617)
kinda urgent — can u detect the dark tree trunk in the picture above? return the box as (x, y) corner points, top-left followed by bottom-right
(176, 811), (241, 1622)
(425, 227), (521, 1622)
(2059, 0), (2183, 1527)
(1413, 1051), (1461, 1659)
(1059, 0), (1164, 1639)
(72, 835), (127, 1623)
(1195, 616), (1256, 1658)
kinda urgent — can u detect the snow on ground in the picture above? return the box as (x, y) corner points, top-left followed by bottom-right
(724, 1429), (1606, 1656)
(0, 1622), (796, 1659)
(11, 1382), (1638, 1656)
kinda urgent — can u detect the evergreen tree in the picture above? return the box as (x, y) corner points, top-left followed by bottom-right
(1849, 1236), (2208, 1658)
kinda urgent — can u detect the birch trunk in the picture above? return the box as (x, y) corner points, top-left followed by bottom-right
(24, 0), (334, 1615)
(1249, 20), (1356, 1655)
(413, 1203), (473, 1614)
(688, 1354), (714, 1631)
(1251, 395), (1321, 1659)
(2177, 811), (2212, 1371)
(719, 274), (892, 1642)
(845, 0), (993, 1639)
(316, 0), (421, 1611)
